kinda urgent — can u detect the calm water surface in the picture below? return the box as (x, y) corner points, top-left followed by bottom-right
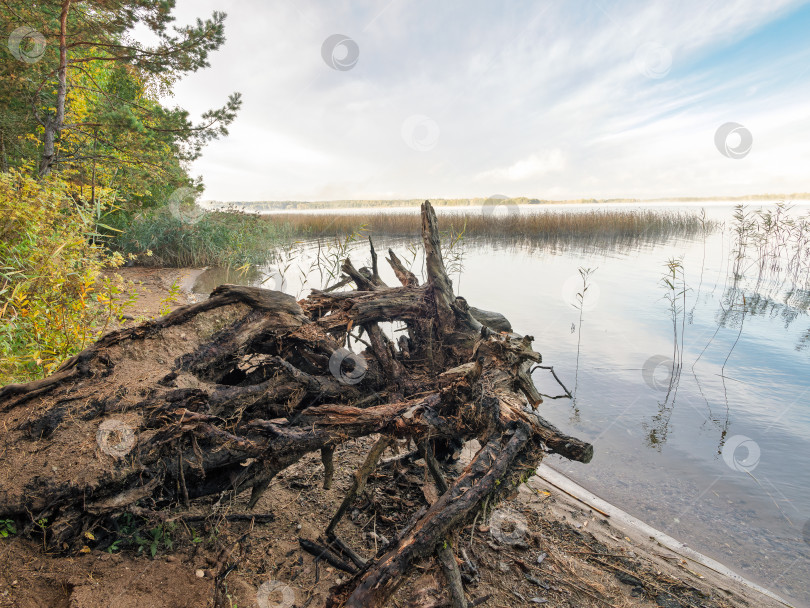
(195, 202), (810, 606)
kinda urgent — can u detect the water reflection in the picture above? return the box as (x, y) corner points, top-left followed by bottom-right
(192, 265), (266, 295)
(641, 205), (810, 457)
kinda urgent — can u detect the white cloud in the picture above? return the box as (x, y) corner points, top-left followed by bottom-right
(159, 0), (810, 201)
(475, 150), (566, 183)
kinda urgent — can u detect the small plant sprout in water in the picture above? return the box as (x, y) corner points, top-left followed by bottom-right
(441, 220), (467, 290)
(642, 257), (689, 449)
(314, 226), (369, 291)
(660, 257), (688, 370)
(575, 267), (597, 312)
(260, 239), (302, 294)
(729, 201), (810, 289)
(730, 204), (756, 281)
(572, 266), (597, 422)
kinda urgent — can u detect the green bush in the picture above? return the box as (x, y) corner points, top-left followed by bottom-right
(106, 207), (294, 268)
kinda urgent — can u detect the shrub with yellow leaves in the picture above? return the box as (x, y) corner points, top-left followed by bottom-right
(0, 169), (137, 384)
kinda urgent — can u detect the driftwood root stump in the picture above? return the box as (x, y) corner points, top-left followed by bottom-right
(0, 201), (592, 608)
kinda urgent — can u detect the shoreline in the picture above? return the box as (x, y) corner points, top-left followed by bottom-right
(534, 463), (795, 607)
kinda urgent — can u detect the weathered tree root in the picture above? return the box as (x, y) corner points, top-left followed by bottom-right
(0, 201), (593, 608)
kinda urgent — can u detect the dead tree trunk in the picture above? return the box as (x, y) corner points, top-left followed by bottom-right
(0, 201), (592, 607)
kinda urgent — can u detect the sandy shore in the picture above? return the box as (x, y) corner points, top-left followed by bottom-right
(0, 433), (793, 607)
(101, 266), (207, 321)
(528, 464), (793, 607)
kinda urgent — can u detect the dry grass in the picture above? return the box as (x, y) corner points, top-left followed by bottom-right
(261, 208), (713, 241)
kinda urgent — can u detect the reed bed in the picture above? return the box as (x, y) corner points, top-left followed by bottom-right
(729, 203), (810, 288)
(107, 208), (297, 267)
(263, 208), (715, 242)
(108, 206), (717, 268)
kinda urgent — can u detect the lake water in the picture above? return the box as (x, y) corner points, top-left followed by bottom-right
(194, 202), (810, 606)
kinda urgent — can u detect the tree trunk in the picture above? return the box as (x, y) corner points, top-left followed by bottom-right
(1, 129), (7, 173)
(38, 0), (71, 177)
(0, 201), (592, 607)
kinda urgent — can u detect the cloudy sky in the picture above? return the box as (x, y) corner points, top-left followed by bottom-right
(163, 0), (810, 202)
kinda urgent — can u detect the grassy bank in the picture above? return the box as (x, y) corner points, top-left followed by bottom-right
(106, 207), (296, 267)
